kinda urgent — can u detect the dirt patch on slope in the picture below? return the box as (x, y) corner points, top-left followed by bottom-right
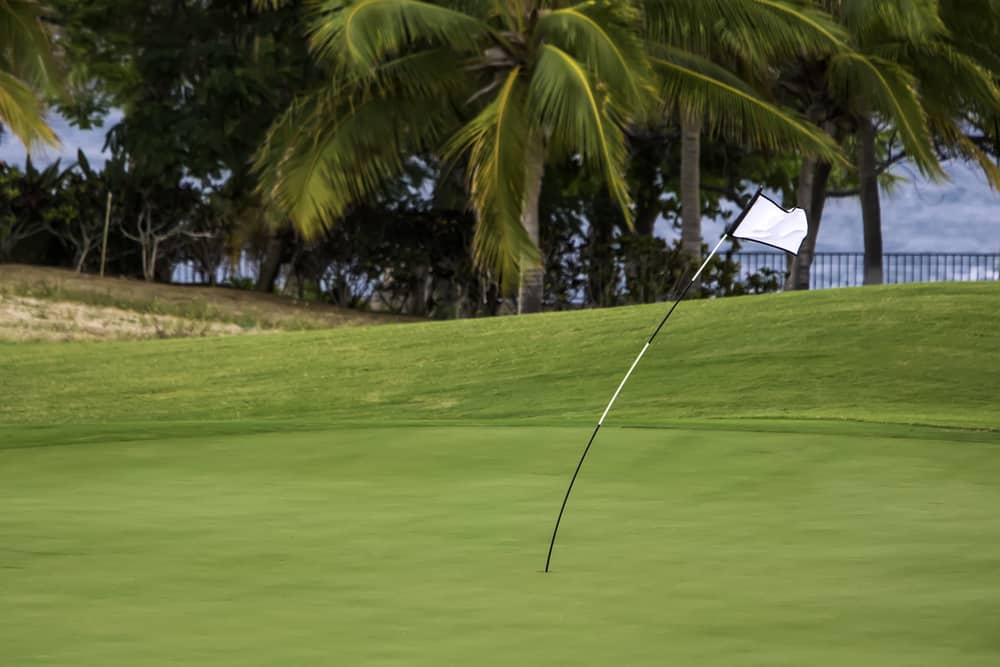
(0, 264), (412, 335)
(0, 294), (254, 342)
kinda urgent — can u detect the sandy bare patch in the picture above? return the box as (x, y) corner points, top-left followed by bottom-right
(0, 295), (252, 342)
(0, 264), (411, 330)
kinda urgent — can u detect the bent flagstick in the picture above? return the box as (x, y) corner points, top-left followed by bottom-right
(544, 189), (807, 573)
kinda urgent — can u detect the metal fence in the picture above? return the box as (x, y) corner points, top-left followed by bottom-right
(172, 252), (1000, 291)
(735, 252), (1000, 289)
(171, 254), (261, 285)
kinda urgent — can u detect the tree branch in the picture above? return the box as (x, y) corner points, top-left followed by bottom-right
(876, 151), (908, 174)
(700, 184), (742, 201)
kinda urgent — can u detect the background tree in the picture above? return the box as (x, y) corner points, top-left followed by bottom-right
(772, 0), (993, 289)
(42, 150), (109, 272)
(255, 0), (841, 314)
(644, 0), (846, 271)
(938, 0), (1000, 165)
(842, 0), (1000, 285)
(255, 0), (655, 314)
(0, 157), (66, 260)
(52, 0), (317, 287)
(0, 0), (60, 150)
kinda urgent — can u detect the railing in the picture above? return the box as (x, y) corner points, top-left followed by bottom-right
(171, 254), (261, 285)
(735, 252), (1000, 289)
(172, 252), (1000, 291)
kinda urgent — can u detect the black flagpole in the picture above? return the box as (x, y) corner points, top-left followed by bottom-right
(543, 216), (754, 572)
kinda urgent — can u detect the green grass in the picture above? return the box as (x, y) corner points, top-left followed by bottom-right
(3, 281), (999, 432)
(2, 282), (1000, 665)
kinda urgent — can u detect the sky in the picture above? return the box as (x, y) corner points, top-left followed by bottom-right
(698, 159), (1000, 253)
(2, 113), (998, 254)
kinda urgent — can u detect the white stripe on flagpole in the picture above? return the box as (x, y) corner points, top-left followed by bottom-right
(598, 341), (650, 425)
(595, 234), (728, 427)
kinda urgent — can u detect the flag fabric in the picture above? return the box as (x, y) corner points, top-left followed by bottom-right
(728, 192), (808, 255)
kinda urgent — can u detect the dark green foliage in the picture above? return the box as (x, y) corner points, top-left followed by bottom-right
(0, 154), (212, 279)
(11, 0), (995, 316)
(53, 0), (314, 185)
(43, 150), (113, 271)
(49, 0), (319, 281)
(0, 157), (70, 262)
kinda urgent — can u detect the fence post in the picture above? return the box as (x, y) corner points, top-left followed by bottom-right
(99, 192), (112, 277)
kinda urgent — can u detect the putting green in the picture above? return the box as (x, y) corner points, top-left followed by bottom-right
(3, 424), (999, 666)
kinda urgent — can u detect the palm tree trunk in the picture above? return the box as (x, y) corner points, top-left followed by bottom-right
(631, 135), (665, 238)
(518, 142), (545, 314)
(786, 157), (831, 290)
(786, 156), (816, 291)
(680, 113), (702, 264)
(858, 116), (883, 285)
(256, 231), (287, 293)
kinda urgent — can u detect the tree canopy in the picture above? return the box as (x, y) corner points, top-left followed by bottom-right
(2, 0), (998, 314)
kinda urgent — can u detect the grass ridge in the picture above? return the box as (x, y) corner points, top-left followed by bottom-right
(2, 280), (998, 433)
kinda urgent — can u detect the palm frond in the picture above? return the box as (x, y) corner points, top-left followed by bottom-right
(308, 0), (489, 71)
(528, 44), (632, 227)
(361, 47), (474, 100)
(535, 1), (650, 109)
(880, 39), (1000, 117)
(443, 67), (536, 285)
(644, 0), (847, 57)
(0, 0), (60, 149)
(925, 113), (1000, 189)
(0, 70), (57, 149)
(433, 0), (496, 15)
(841, 0), (945, 48)
(829, 52), (945, 178)
(722, 0), (848, 61)
(952, 131), (1000, 190)
(254, 53), (467, 237)
(251, 0), (291, 9)
(651, 48), (843, 164)
(0, 0), (60, 88)
(938, 0), (1000, 74)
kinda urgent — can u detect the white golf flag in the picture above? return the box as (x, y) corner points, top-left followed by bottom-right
(729, 192), (808, 255)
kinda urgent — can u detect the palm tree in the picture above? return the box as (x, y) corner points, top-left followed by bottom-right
(255, 0), (840, 312)
(938, 0), (1000, 160)
(644, 1), (848, 271)
(774, 0), (996, 289)
(854, 2), (1000, 284)
(0, 0), (60, 150)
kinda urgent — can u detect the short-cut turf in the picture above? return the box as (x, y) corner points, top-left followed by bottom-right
(2, 282), (999, 666)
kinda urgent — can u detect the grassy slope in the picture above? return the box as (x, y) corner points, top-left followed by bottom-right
(3, 281), (998, 437)
(3, 282), (1000, 666)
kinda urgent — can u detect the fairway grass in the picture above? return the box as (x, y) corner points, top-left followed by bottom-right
(2, 282), (1000, 665)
